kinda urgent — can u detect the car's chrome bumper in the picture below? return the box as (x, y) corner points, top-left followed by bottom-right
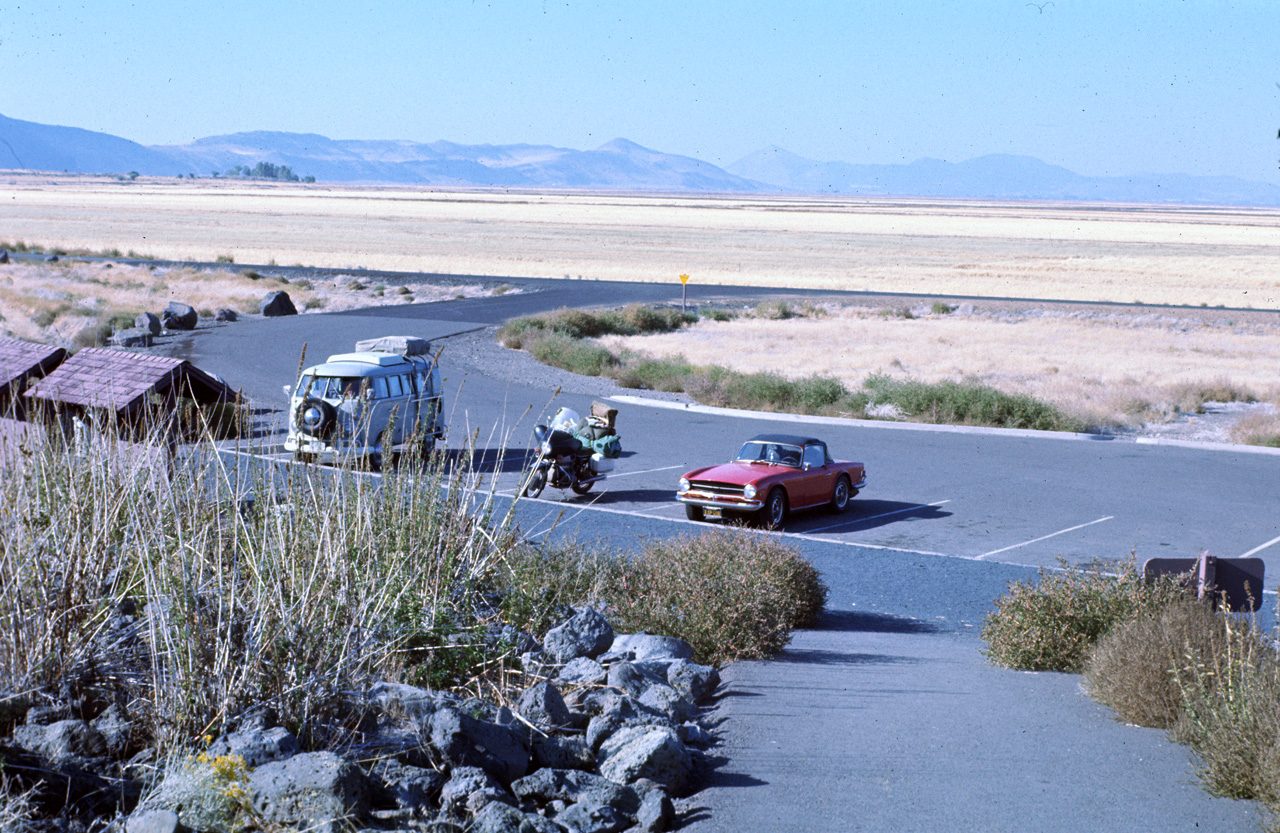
(676, 493), (763, 511)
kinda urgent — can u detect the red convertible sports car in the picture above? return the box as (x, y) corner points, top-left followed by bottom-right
(676, 434), (867, 528)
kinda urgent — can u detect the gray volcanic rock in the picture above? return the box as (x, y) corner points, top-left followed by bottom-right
(430, 706), (530, 786)
(471, 800), (563, 833)
(109, 327), (153, 347)
(207, 724), (299, 767)
(597, 726), (691, 793)
(249, 751), (369, 831)
(135, 311), (162, 336)
(161, 302), (197, 331)
(544, 607), (613, 662)
(554, 800), (631, 833)
(517, 681), (573, 731)
(667, 659), (720, 702)
(605, 634), (694, 663)
(260, 290), (297, 317)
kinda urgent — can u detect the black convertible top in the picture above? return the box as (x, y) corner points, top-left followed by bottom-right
(745, 433), (822, 447)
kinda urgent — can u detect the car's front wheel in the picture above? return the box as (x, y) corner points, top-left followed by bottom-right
(685, 504), (705, 522)
(759, 488), (787, 529)
(829, 475), (851, 513)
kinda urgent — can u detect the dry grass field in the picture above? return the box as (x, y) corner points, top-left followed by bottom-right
(4, 172), (1280, 308)
(602, 304), (1280, 433)
(0, 258), (502, 347)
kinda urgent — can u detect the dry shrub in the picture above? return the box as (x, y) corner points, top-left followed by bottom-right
(1083, 594), (1225, 728)
(1171, 615), (1280, 803)
(1230, 411), (1280, 448)
(981, 559), (1177, 672)
(609, 529), (827, 665)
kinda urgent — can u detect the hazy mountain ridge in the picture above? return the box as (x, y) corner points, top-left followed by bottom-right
(4, 112), (1280, 205)
(728, 146), (1280, 205)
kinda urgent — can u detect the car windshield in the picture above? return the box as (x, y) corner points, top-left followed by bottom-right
(300, 375), (366, 399)
(735, 440), (803, 467)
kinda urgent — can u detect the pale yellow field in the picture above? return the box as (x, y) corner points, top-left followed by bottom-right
(603, 306), (1280, 429)
(4, 172), (1280, 308)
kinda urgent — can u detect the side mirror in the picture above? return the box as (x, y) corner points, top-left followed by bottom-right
(282, 384), (292, 398)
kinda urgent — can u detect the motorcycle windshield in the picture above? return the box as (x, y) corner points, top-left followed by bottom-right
(546, 428), (583, 455)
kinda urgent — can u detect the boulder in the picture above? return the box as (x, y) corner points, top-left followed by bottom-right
(135, 311), (162, 335)
(511, 768), (640, 815)
(636, 787), (675, 833)
(438, 765), (504, 815)
(666, 659), (720, 702)
(429, 706), (530, 786)
(370, 680), (455, 724)
(554, 801), (631, 833)
(637, 684), (694, 724)
(214, 308), (239, 322)
(368, 759), (444, 813)
(607, 662), (666, 700)
(207, 724), (299, 767)
(125, 808), (181, 833)
(249, 751), (369, 831)
(544, 608), (614, 663)
(605, 634), (694, 663)
(531, 735), (595, 771)
(13, 719), (107, 762)
(597, 726), (691, 793)
(90, 703), (136, 757)
(471, 801), (563, 833)
(0, 250), (8, 263)
(517, 681), (573, 731)
(161, 302), (197, 331)
(109, 327), (153, 348)
(260, 290), (297, 317)
(557, 656), (607, 686)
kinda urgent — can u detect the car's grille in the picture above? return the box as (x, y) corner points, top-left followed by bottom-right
(689, 480), (746, 497)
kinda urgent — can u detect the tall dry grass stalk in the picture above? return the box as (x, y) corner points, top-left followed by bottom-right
(0, 412), (521, 751)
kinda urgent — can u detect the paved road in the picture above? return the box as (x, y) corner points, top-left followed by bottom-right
(164, 276), (1280, 831)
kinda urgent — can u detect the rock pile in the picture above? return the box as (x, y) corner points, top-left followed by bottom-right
(1, 607), (720, 832)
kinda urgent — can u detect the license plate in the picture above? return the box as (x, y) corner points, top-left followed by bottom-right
(704, 507), (722, 520)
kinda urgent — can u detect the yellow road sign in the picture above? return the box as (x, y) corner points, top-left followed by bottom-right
(679, 274), (690, 285)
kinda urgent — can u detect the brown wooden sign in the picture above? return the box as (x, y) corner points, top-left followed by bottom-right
(1143, 554), (1265, 612)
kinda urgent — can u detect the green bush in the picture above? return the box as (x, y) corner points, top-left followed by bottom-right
(609, 530), (828, 665)
(981, 559), (1171, 672)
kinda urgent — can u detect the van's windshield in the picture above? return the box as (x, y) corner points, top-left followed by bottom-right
(300, 375), (366, 399)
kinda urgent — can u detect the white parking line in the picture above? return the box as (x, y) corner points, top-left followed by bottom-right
(803, 500), (951, 535)
(974, 516), (1114, 560)
(605, 464), (686, 479)
(1239, 533), (1280, 558)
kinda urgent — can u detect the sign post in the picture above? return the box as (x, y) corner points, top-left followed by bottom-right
(679, 274), (690, 312)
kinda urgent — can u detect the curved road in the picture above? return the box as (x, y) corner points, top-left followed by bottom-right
(166, 274), (1278, 832)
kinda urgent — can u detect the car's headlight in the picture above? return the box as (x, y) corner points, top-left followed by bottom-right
(678, 477), (690, 493)
(743, 483), (757, 499)
(541, 440), (552, 454)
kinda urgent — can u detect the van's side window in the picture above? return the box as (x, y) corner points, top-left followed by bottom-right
(402, 374), (416, 396)
(387, 375), (404, 397)
(416, 372), (429, 396)
(372, 377), (389, 399)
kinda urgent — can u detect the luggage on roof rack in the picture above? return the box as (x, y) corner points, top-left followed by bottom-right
(353, 335), (432, 357)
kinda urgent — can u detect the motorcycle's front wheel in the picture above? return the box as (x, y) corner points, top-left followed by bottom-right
(522, 462), (549, 498)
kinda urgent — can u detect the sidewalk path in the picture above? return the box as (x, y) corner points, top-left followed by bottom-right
(680, 607), (1261, 833)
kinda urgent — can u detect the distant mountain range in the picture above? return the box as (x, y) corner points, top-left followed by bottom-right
(4, 112), (1280, 206)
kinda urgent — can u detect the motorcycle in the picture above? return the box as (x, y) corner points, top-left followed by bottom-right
(522, 405), (621, 498)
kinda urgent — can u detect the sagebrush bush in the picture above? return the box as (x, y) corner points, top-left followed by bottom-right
(1083, 593), (1225, 728)
(981, 559), (1173, 672)
(608, 530), (828, 665)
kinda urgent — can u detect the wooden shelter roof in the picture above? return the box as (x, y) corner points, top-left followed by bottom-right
(0, 337), (66, 391)
(24, 347), (237, 415)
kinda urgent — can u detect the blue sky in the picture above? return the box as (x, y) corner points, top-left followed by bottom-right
(3, 1), (1279, 183)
